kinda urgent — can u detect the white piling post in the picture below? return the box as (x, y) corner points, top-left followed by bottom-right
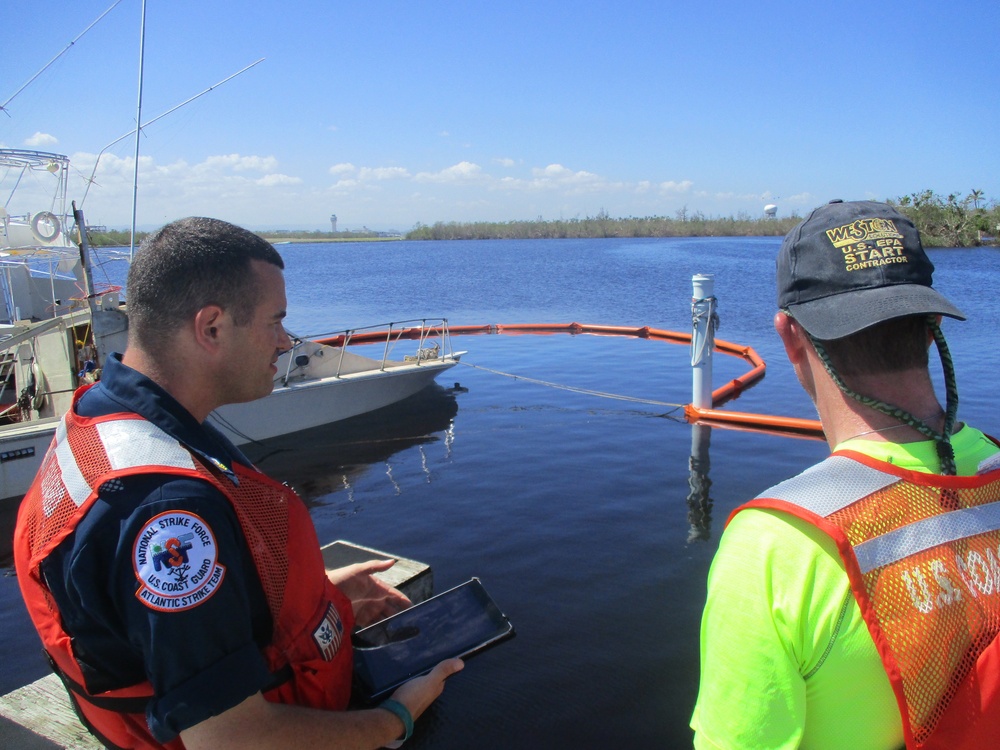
(691, 274), (716, 410)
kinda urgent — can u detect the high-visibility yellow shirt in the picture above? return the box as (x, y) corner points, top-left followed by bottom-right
(690, 425), (999, 750)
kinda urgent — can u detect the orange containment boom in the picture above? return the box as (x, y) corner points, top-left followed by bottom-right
(317, 321), (825, 440)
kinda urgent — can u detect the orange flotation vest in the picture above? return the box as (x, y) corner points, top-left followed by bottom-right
(732, 451), (1000, 750)
(14, 394), (355, 749)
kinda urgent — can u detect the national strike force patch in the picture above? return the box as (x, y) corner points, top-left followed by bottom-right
(133, 510), (226, 612)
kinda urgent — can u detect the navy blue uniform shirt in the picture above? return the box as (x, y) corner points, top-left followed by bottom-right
(41, 353), (276, 742)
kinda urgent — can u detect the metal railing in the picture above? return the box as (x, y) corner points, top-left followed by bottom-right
(281, 318), (456, 385)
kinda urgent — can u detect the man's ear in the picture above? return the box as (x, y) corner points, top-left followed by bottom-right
(192, 306), (226, 351)
(774, 311), (810, 367)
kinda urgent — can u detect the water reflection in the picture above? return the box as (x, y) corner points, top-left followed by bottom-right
(686, 423), (714, 542)
(683, 417), (828, 543)
(242, 383), (461, 506)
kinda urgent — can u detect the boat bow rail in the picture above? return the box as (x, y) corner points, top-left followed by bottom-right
(282, 319), (463, 386)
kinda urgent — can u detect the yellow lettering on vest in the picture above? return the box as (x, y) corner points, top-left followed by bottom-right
(902, 567), (935, 613)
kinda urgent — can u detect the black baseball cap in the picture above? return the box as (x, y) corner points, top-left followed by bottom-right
(776, 199), (965, 340)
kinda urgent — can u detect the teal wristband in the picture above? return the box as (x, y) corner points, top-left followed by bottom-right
(379, 698), (414, 741)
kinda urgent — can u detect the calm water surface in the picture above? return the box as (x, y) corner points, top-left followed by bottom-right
(2, 237), (997, 748)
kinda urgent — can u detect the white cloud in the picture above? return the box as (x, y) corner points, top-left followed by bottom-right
(659, 180), (693, 194)
(25, 132), (58, 147)
(256, 173), (302, 186)
(783, 192), (815, 206)
(507, 164), (623, 195)
(357, 166), (411, 181)
(201, 154), (279, 172)
(51, 147), (781, 230)
(414, 161), (484, 183)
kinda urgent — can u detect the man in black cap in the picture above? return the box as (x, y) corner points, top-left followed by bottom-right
(690, 201), (1000, 750)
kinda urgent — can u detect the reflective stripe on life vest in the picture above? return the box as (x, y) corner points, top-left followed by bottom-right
(52, 415), (197, 510)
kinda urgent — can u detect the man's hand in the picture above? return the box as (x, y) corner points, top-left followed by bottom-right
(326, 559), (411, 627)
(390, 658), (466, 724)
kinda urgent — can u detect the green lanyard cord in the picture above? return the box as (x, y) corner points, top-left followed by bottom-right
(808, 315), (958, 475)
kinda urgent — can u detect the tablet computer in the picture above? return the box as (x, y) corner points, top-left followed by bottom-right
(352, 577), (515, 703)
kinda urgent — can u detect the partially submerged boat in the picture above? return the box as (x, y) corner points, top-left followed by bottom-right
(210, 322), (464, 445)
(0, 148), (463, 504)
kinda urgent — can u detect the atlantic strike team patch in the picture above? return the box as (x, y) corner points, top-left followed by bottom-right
(133, 511), (226, 612)
(312, 602), (345, 660)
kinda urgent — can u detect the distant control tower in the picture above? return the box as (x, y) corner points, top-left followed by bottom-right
(330, 214), (338, 233)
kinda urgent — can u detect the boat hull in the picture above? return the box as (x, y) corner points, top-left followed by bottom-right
(210, 358), (458, 445)
(0, 418), (59, 506)
(0, 359), (458, 506)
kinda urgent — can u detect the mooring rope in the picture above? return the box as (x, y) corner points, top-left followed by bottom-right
(690, 295), (720, 366)
(456, 360), (686, 409)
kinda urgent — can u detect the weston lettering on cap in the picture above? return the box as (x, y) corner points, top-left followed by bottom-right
(825, 218), (911, 272)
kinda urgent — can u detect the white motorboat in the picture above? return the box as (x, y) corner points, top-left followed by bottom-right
(0, 149), (464, 505)
(210, 322), (463, 445)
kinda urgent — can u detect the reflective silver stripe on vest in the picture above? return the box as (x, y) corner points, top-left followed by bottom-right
(855, 504), (1000, 574)
(754, 455), (898, 516)
(760, 455), (1000, 574)
(54, 417), (92, 509)
(54, 417), (197, 508)
(95, 419), (195, 474)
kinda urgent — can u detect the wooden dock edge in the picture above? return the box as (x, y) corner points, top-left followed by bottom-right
(321, 539), (433, 605)
(0, 541), (433, 749)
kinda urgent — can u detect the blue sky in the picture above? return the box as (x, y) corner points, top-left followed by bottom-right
(3, 0), (997, 231)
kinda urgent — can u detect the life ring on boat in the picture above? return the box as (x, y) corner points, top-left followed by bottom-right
(31, 211), (61, 242)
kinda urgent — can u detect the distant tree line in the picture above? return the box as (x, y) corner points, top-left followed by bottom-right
(406, 209), (801, 241)
(406, 192), (999, 247)
(254, 229), (387, 242)
(82, 190), (999, 248)
(86, 228), (385, 246)
(87, 229), (148, 247)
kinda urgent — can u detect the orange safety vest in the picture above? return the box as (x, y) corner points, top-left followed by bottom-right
(732, 451), (1000, 750)
(14, 395), (355, 750)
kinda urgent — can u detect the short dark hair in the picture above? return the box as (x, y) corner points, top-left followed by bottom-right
(814, 315), (930, 379)
(127, 217), (284, 350)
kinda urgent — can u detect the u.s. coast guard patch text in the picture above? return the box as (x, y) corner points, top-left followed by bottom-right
(133, 511), (226, 612)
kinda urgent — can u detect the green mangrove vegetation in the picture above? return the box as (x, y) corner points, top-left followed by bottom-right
(406, 209), (801, 240)
(406, 191), (999, 247)
(888, 190), (998, 248)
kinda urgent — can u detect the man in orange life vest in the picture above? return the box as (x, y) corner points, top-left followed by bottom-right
(690, 200), (1000, 750)
(15, 217), (463, 750)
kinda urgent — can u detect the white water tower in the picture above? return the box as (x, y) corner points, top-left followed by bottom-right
(764, 204), (777, 219)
